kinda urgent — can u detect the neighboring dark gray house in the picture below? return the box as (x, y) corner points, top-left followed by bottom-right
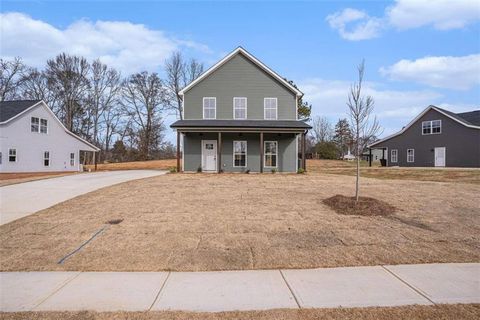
(171, 47), (311, 173)
(368, 106), (480, 167)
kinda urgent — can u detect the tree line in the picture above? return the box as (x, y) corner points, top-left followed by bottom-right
(0, 53), (204, 161)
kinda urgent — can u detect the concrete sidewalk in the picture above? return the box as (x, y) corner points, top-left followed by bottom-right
(0, 170), (165, 225)
(1, 263), (478, 312)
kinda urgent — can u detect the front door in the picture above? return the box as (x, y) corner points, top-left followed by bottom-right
(434, 147), (446, 167)
(202, 140), (217, 171)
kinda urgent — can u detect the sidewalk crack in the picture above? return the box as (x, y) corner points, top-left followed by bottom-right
(279, 270), (301, 309)
(148, 272), (171, 311)
(381, 266), (436, 305)
(31, 272), (82, 311)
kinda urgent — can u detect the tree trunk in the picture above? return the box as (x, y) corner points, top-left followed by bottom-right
(355, 155), (360, 202)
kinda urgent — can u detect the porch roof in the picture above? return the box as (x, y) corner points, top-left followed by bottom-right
(171, 119), (311, 131)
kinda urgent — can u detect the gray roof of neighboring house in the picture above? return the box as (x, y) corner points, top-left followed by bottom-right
(435, 107), (480, 126)
(0, 100), (41, 123)
(171, 119), (312, 130)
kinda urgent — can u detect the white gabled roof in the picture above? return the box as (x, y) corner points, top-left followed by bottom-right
(0, 100), (100, 151)
(369, 105), (480, 148)
(179, 46), (303, 97)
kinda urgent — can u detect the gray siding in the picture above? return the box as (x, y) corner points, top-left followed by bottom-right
(183, 132), (297, 172)
(183, 53), (297, 120)
(373, 109), (480, 167)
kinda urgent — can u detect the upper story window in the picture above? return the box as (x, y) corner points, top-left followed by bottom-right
(31, 117), (48, 133)
(422, 120), (441, 135)
(233, 97), (247, 119)
(40, 119), (48, 133)
(203, 97), (216, 119)
(31, 117), (39, 132)
(9, 149), (17, 162)
(264, 98), (278, 120)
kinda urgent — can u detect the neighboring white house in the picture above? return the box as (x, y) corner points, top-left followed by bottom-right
(0, 100), (99, 173)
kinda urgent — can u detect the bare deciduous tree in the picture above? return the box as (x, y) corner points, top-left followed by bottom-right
(122, 71), (168, 159)
(347, 60), (381, 201)
(165, 52), (204, 120)
(86, 59), (122, 146)
(45, 53), (90, 132)
(0, 57), (26, 101)
(21, 67), (58, 108)
(311, 116), (333, 143)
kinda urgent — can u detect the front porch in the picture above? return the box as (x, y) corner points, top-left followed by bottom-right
(175, 130), (308, 173)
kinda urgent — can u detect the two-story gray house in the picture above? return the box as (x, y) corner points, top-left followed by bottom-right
(171, 47), (311, 173)
(368, 105), (480, 167)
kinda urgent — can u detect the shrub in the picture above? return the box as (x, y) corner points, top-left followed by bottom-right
(245, 169), (250, 174)
(169, 166), (177, 173)
(315, 141), (339, 159)
(271, 168), (277, 174)
(197, 166), (202, 173)
(297, 168), (305, 174)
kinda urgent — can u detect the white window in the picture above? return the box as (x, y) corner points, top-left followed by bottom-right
(422, 120), (441, 135)
(70, 152), (75, 166)
(233, 97), (247, 119)
(44, 151), (50, 166)
(233, 141), (247, 167)
(40, 119), (48, 133)
(31, 117), (39, 132)
(264, 98), (277, 120)
(203, 97), (216, 119)
(407, 149), (414, 163)
(9, 149), (17, 162)
(391, 149), (398, 163)
(264, 141), (278, 168)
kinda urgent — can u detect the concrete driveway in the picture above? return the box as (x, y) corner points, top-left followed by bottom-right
(0, 170), (165, 225)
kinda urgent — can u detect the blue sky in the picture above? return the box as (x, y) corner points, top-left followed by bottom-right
(2, 0), (479, 142)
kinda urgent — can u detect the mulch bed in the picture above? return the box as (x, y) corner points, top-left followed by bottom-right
(323, 194), (396, 216)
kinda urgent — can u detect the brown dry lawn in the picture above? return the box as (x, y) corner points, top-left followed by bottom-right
(0, 172), (76, 187)
(2, 304), (479, 320)
(1, 165), (479, 272)
(85, 159), (176, 171)
(311, 159), (480, 184)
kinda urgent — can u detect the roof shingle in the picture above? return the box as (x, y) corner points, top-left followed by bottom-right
(0, 100), (41, 123)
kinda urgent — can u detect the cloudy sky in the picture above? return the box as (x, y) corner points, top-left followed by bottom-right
(1, 0), (479, 142)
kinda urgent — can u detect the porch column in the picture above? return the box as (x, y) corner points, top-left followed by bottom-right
(260, 132), (264, 173)
(176, 130), (181, 172)
(369, 148), (372, 167)
(93, 151), (97, 171)
(301, 131), (306, 171)
(218, 132), (222, 172)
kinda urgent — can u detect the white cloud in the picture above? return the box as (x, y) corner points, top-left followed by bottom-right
(380, 54), (480, 90)
(327, 0), (480, 40)
(326, 8), (383, 41)
(0, 12), (210, 73)
(387, 0), (480, 30)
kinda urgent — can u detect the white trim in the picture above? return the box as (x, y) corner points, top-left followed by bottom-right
(181, 133), (185, 172)
(264, 140), (278, 168)
(369, 105), (480, 148)
(233, 97), (247, 120)
(202, 97), (216, 120)
(201, 139), (217, 172)
(264, 98), (278, 120)
(179, 47), (303, 97)
(232, 140), (247, 167)
(434, 147), (446, 167)
(1, 100), (99, 151)
(295, 134), (299, 172)
(407, 149), (415, 163)
(391, 149), (398, 163)
(421, 119), (442, 135)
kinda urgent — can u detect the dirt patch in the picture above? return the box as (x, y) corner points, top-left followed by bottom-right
(85, 159), (176, 171)
(323, 194), (396, 217)
(1, 304), (479, 320)
(106, 219), (123, 225)
(0, 172), (76, 187)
